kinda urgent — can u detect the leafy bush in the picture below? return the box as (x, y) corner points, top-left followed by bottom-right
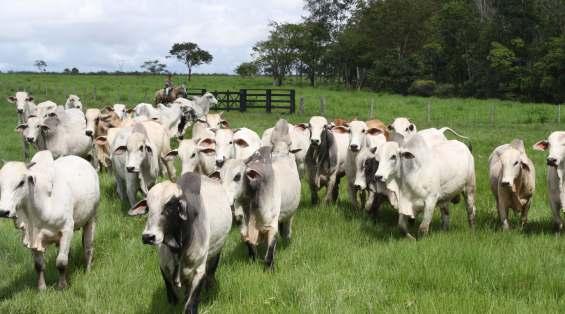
(434, 83), (455, 97)
(408, 80), (436, 97)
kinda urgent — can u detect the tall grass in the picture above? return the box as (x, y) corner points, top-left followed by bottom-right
(0, 74), (564, 313)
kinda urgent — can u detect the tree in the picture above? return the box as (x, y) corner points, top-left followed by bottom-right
(252, 22), (300, 86)
(168, 42), (213, 81)
(34, 60), (47, 72)
(63, 68), (71, 74)
(140, 60), (167, 74)
(71, 67), (80, 74)
(235, 62), (259, 77)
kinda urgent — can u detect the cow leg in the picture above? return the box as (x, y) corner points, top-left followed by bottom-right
(279, 217), (294, 241)
(82, 218), (96, 272)
(324, 175), (338, 204)
(347, 180), (358, 209)
(161, 268), (178, 305)
(163, 157), (177, 181)
(245, 216), (259, 261)
(264, 230), (278, 272)
(116, 177), (127, 201)
(32, 250), (46, 290)
(520, 200), (531, 231)
(360, 190), (367, 211)
(126, 175), (139, 207)
(398, 214), (415, 240)
(440, 205), (450, 230)
(549, 198), (563, 233)
(331, 177), (340, 202)
(464, 178), (477, 228)
(183, 268), (205, 314)
(309, 180), (319, 205)
(56, 228), (74, 289)
(497, 201), (510, 231)
(205, 253), (221, 289)
(418, 198), (436, 237)
(22, 137), (30, 160)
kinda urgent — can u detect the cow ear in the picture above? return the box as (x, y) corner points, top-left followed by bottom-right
(510, 139), (525, 153)
(218, 111), (224, 117)
(95, 136), (107, 146)
(145, 144), (153, 154)
(401, 151), (415, 159)
(246, 169), (262, 181)
(370, 146), (378, 154)
(387, 124), (394, 131)
(113, 145), (127, 155)
(128, 199), (148, 216)
(367, 128), (382, 135)
(198, 138), (215, 148)
(164, 150), (178, 161)
(178, 198), (189, 221)
(26, 162), (36, 169)
(295, 123), (308, 131)
(126, 108), (135, 114)
(103, 106), (114, 112)
(234, 138), (249, 148)
(26, 96), (34, 102)
(332, 126), (348, 134)
(7, 96), (16, 103)
(15, 124), (28, 132)
(533, 140), (549, 151)
(47, 112), (57, 118)
(407, 124), (415, 132)
(220, 120), (229, 128)
(40, 125), (49, 132)
(289, 148), (302, 154)
(520, 161), (531, 172)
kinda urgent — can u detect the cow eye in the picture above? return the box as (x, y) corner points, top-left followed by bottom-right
(362, 129), (366, 133)
(16, 180), (25, 188)
(390, 155), (397, 161)
(36, 125), (40, 128)
(513, 161), (519, 166)
(190, 153), (196, 158)
(234, 173), (241, 182)
(139, 146), (144, 151)
(229, 141), (233, 145)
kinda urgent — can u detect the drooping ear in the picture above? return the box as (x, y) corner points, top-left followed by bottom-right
(95, 136), (107, 146)
(218, 111), (224, 117)
(198, 147), (216, 155)
(128, 199), (148, 216)
(7, 96), (16, 103)
(47, 112), (57, 118)
(198, 137), (215, 148)
(295, 123), (309, 131)
(126, 108), (135, 114)
(520, 160), (531, 172)
(533, 140), (549, 151)
(246, 169), (262, 181)
(177, 198), (189, 221)
(234, 138), (249, 148)
(196, 118), (207, 124)
(370, 146), (378, 154)
(145, 144), (153, 155)
(400, 151), (415, 159)
(332, 126), (349, 134)
(26, 96), (34, 102)
(387, 124), (394, 131)
(164, 150), (178, 161)
(26, 162), (36, 169)
(220, 120), (229, 128)
(113, 145), (127, 155)
(15, 124), (28, 132)
(367, 128), (382, 135)
(40, 125), (49, 132)
(407, 124), (415, 132)
(103, 106), (114, 112)
(289, 148), (302, 154)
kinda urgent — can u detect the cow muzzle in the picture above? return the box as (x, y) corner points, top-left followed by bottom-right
(349, 144), (360, 152)
(126, 166), (139, 173)
(85, 130), (94, 137)
(0, 209), (12, 218)
(311, 138), (320, 145)
(26, 137), (35, 143)
(141, 234), (156, 245)
(547, 157), (558, 168)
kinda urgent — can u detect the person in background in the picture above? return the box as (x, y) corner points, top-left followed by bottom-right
(164, 73), (173, 97)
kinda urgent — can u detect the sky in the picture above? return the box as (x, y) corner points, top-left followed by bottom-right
(0, 0), (304, 74)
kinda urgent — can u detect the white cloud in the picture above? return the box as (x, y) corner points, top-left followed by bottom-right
(0, 0), (304, 73)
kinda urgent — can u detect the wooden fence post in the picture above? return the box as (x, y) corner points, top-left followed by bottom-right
(558, 104), (561, 124)
(369, 99), (374, 119)
(239, 89), (247, 112)
(266, 89), (272, 113)
(289, 89), (296, 114)
(427, 102), (431, 123)
(299, 96), (305, 115)
(320, 96), (326, 115)
(93, 86), (96, 101)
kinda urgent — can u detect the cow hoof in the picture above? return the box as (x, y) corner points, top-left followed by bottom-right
(57, 281), (68, 290)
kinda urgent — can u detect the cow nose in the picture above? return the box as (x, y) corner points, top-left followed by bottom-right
(375, 175), (383, 182)
(353, 184), (361, 190)
(126, 166), (136, 173)
(0, 209), (10, 218)
(311, 139), (320, 145)
(216, 159), (225, 168)
(178, 135), (184, 140)
(501, 181), (511, 187)
(350, 144), (359, 152)
(17, 109), (23, 114)
(26, 137), (34, 143)
(141, 234), (156, 245)
(547, 158), (558, 167)
(85, 130), (93, 137)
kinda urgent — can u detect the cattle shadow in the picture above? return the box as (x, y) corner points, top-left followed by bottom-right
(0, 248), (83, 301)
(145, 280), (221, 314)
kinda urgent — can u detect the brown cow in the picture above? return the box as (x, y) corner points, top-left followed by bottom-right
(154, 85), (187, 105)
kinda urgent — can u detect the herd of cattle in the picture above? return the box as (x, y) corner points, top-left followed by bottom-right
(2, 90), (565, 313)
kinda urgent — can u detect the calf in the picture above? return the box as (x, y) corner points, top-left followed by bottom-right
(131, 173), (232, 313)
(533, 132), (565, 231)
(375, 135), (476, 238)
(165, 138), (217, 176)
(64, 94), (83, 110)
(345, 120), (368, 209)
(489, 140), (535, 230)
(0, 151), (99, 290)
(262, 124), (310, 174)
(113, 121), (175, 206)
(85, 108), (122, 169)
(388, 117), (416, 143)
(305, 116), (349, 204)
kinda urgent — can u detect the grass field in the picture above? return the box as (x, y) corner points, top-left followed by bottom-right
(1, 74), (565, 313)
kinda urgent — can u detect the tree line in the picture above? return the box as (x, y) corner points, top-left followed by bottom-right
(245, 0), (565, 103)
